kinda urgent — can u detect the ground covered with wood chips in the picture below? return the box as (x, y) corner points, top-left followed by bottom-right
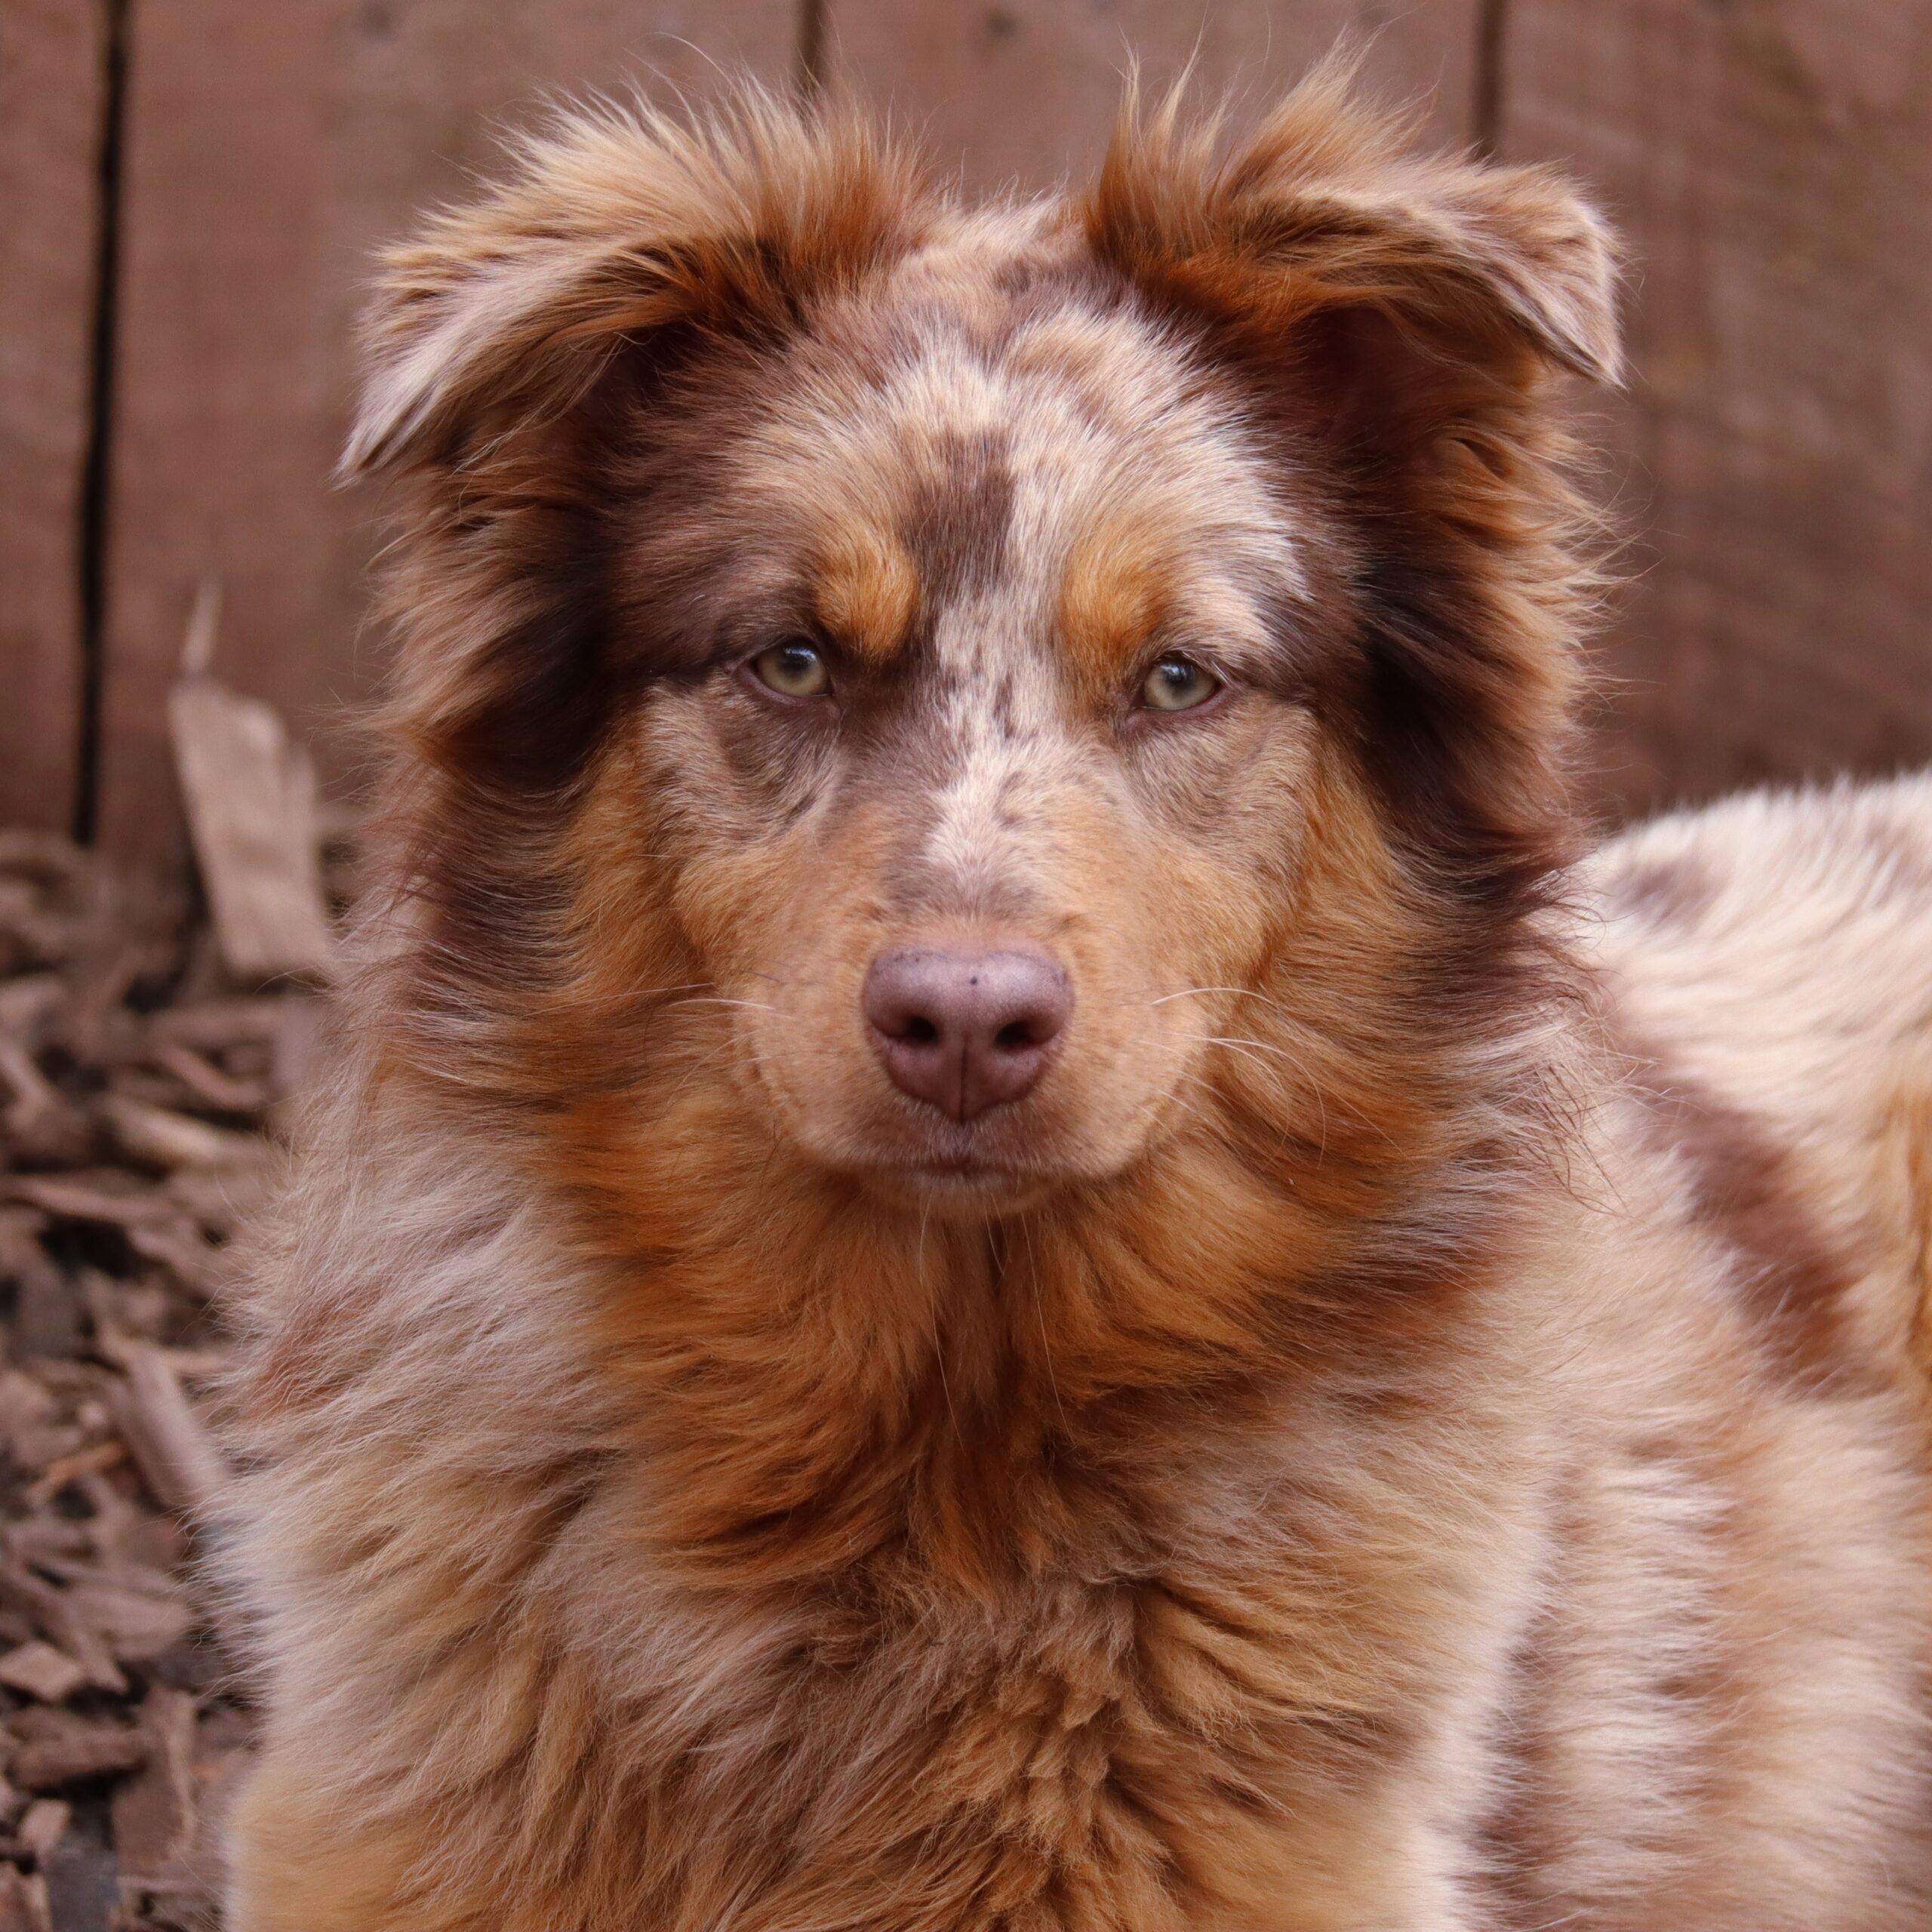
(0, 829), (325, 1929)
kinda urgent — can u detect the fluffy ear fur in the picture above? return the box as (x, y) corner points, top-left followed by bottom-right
(1082, 63), (1621, 938)
(342, 88), (927, 478)
(1081, 59), (1620, 402)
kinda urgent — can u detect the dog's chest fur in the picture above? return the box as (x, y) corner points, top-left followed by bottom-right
(232, 1126), (1552, 1931)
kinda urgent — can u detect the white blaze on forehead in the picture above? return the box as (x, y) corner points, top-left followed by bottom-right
(884, 305), (1300, 583)
(918, 589), (1091, 907)
(736, 276), (1303, 620)
(1000, 304), (1306, 603)
(884, 347), (1103, 904)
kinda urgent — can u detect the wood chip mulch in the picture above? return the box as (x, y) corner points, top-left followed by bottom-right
(0, 828), (325, 1930)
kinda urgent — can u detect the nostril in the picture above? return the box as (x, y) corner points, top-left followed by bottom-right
(993, 1018), (1039, 1051)
(902, 1014), (940, 1047)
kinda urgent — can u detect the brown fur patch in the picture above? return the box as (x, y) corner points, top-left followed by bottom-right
(814, 523), (920, 660)
(1056, 516), (1171, 684)
(1894, 1088), (1932, 1389)
(1623, 1037), (1864, 1392)
(901, 426), (1013, 607)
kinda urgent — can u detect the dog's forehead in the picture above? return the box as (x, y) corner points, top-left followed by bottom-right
(733, 251), (1302, 678)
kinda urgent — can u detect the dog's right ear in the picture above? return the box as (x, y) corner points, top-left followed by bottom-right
(341, 90), (924, 478)
(340, 91), (925, 816)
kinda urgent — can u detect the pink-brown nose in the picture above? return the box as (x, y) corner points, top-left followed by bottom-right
(863, 946), (1072, 1122)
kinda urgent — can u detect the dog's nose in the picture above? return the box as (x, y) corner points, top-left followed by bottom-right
(863, 946), (1072, 1122)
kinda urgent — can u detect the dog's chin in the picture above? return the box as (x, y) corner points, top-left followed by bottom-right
(851, 1155), (1066, 1220)
(811, 1112), (1126, 1219)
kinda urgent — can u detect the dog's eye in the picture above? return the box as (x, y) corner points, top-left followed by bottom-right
(749, 640), (832, 700)
(1139, 656), (1221, 713)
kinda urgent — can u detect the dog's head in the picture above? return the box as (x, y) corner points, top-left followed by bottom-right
(349, 71), (1616, 1234)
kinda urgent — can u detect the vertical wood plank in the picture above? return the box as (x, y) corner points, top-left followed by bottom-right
(98, 0), (796, 859)
(822, 0), (1481, 195)
(0, 0), (106, 833)
(1500, 2), (1932, 814)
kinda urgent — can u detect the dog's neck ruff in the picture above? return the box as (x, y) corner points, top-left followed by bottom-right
(534, 1028), (1560, 1595)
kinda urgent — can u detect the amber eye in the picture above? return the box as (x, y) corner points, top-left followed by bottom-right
(1139, 655), (1221, 713)
(749, 639), (832, 700)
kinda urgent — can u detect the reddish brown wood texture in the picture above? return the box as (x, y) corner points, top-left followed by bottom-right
(96, 0), (795, 858)
(1501, 0), (1932, 816)
(0, 0), (106, 833)
(823, 0), (1481, 191)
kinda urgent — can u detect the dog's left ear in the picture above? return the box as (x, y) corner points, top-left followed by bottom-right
(1081, 65), (1620, 435)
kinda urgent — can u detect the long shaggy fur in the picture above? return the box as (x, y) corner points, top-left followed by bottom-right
(222, 69), (1932, 1932)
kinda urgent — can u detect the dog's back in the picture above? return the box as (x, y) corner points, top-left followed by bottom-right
(1590, 773), (1932, 1386)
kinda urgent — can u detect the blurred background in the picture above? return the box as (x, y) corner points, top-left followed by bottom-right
(0, 5), (1927, 1921)
(6, 0), (1932, 859)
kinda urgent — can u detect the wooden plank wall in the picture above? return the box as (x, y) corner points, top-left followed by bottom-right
(823, 0), (1478, 185)
(0, 1), (107, 833)
(4, 1), (1929, 853)
(1501, 0), (1932, 816)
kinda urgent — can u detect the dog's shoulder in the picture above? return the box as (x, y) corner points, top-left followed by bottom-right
(1583, 769), (1932, 1071)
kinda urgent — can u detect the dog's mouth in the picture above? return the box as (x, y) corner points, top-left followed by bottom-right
(854, 1155), (1063, 1217)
